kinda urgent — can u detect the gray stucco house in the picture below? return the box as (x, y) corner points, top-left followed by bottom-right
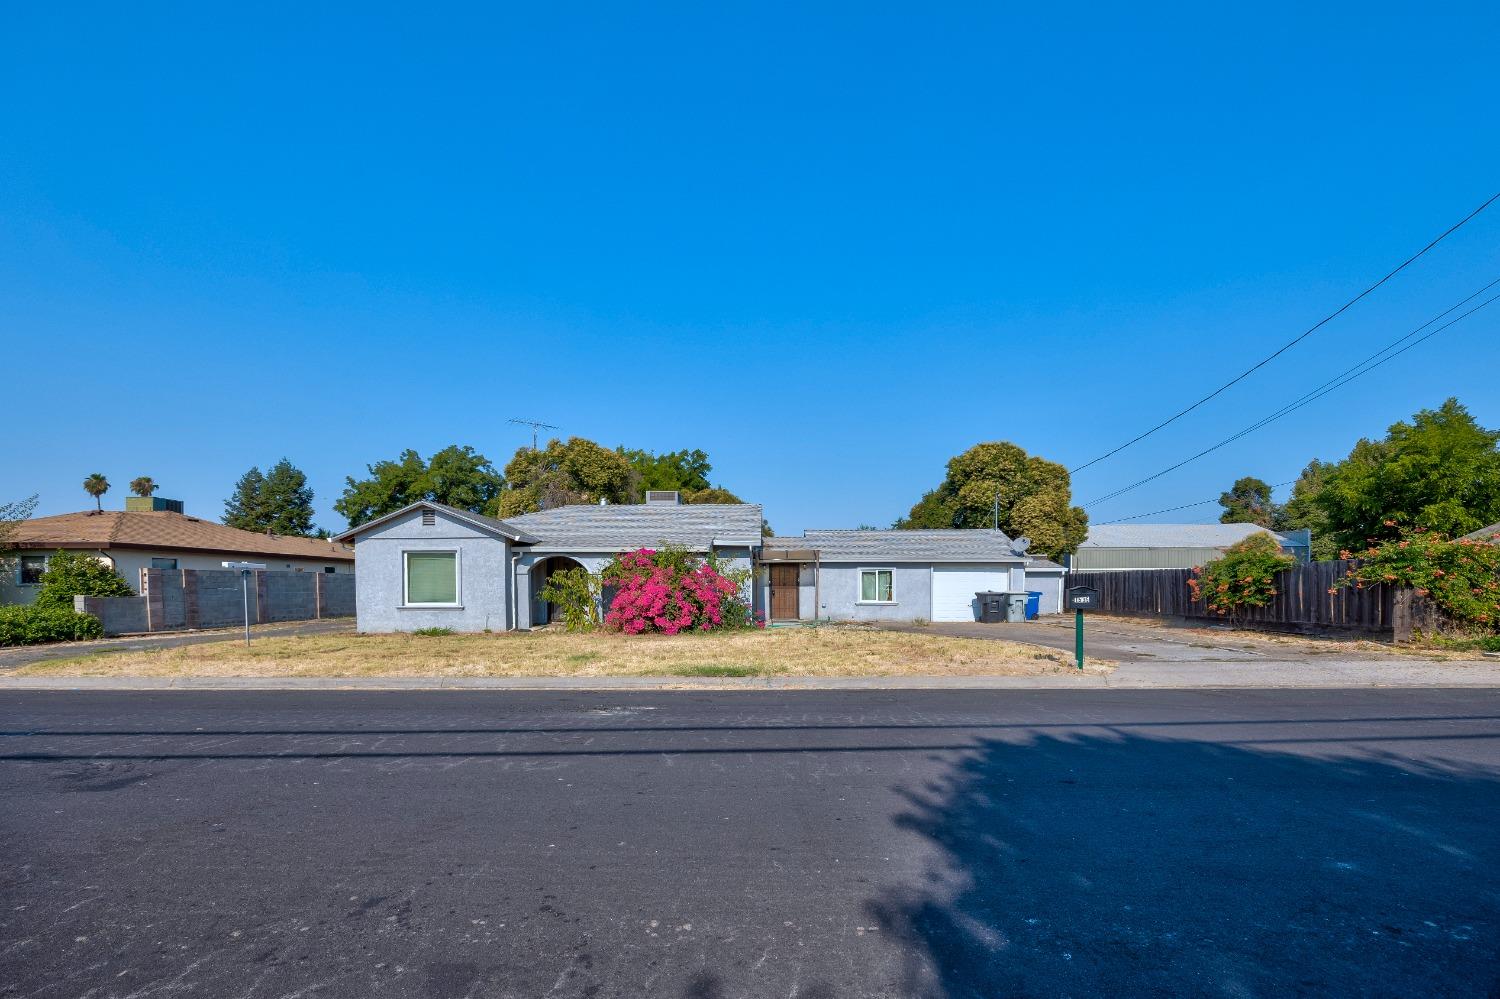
(335, 492), (1057, 633)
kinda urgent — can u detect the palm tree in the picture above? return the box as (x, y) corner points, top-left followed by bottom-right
(83, 473), (109, 513)
(129, 476), (157, 498)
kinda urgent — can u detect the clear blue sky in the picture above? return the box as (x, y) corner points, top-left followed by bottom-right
(3, 3), (1497, 536)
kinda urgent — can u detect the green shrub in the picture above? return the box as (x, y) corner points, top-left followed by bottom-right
(1187, 532), (1295, 617)
(411, 626), (454, 637)
(34, 549), (134, 611)
(1337, 528), (1500, 628)
(537, 566), (603, 632)
(0, 605), (105, 646)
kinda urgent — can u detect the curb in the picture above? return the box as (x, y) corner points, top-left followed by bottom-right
(3, 674), (1499, 692)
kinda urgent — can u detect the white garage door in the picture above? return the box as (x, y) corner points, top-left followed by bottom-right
(931, 565), (1014, 622)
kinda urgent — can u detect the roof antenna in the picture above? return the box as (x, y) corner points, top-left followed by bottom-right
(508, 417), (558, 451)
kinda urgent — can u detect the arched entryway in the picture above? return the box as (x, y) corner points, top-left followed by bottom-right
(532, 556), (587, 626)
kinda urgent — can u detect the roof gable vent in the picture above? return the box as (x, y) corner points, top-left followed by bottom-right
(645, 491), (681, 505)
(422, 508), (436, 526)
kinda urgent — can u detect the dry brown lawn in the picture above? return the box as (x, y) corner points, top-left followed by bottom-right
(17, 624), (1111, 679)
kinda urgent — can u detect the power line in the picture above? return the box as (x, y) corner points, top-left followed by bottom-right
(1082, 278), (1500, 509)
(1070, 191), (1500, 475)
(1097, 479), (1299, 524)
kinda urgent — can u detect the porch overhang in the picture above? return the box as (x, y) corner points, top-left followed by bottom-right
(760, 547), (820, 563)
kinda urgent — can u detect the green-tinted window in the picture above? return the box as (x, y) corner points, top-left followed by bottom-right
(406, 551), (457, 604)
(860, 569), (893, 602)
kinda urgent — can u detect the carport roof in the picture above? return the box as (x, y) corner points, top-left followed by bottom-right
(765, 529), (1025, 563)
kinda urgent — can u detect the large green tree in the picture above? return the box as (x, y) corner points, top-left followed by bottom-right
(1276, 460), (1338, 559)
(896, 441), (1088, 559)
(498, 437), (633, 517)
(336, 446), (505, 527)
(1311, 398), (1500, 549)
(1218, 476), (1276, 527)
(225, 459), (320, 536)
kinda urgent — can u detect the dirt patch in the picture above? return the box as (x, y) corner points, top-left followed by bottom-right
(16, 624), (1113, 679)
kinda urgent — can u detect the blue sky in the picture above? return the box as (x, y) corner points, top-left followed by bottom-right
(2, 3), (1497, 536)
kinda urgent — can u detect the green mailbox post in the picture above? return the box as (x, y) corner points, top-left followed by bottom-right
(1066, 585), (1100, 669)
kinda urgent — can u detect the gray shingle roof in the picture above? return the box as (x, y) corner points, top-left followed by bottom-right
(1081, 523), (1285, 549)
(332, 501), (539, 544)
(503, 503), (763, 552)
(766, 529), (1024, 563)
(1026, 556), (1066, 571)
(1462, 522), (1500, 541)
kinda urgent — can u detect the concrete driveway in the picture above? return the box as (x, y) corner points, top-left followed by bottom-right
(878, 616), (1500, 688)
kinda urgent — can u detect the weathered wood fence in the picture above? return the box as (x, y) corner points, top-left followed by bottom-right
(1067, 561), (1401, 636)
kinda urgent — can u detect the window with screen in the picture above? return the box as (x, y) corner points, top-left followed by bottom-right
(405, 551), (458, 605)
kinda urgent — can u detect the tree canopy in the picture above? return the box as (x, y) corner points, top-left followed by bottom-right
(82, 473), (109, 512)
(896, 441), (1088, 559)
(1310, 398), (1500, 548)
(336, 446), (505, 527)
(129, 476), (157, 498)
(498, 437), (633, 517)
(1218, 476), (1276, 527)
(223, 458), (320, 536)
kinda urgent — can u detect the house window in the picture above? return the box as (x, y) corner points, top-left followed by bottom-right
(150, 557), (178, 570)
(324, 566), (337, 573)
(18, 555), (47, 586)
(404, 551), (459, 606)
(859, 568), (895, 603)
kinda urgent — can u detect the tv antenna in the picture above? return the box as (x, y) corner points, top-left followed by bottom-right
(508, 417), (558, 450)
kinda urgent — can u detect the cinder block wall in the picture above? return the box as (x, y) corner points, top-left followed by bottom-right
(78, 568), (356, 636)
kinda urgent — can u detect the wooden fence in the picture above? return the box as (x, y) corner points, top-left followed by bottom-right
(1067, 561), (1399, 636)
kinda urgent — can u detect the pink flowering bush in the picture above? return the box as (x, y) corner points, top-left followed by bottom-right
(602, 546), (759, 635)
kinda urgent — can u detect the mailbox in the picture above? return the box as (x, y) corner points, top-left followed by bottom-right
(1066, 585), (1101, 611)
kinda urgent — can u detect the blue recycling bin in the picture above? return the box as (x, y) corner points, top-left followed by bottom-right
(1025, 591), (1042, 620)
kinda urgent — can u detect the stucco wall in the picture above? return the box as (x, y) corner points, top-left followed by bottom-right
(817, 562), (935, 622)
(352, 508), (514, 633)
(1025, 571), (1066, 615)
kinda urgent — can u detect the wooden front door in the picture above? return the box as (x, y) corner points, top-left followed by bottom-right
(770, 563), (800, 620)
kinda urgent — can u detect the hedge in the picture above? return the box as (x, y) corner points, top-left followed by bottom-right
(0, 605), (105, 646)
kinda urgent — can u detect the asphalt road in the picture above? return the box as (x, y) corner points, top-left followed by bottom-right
(3, 690), (1497, 998)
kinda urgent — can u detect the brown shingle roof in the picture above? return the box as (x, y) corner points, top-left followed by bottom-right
(10, 511), (355, 562)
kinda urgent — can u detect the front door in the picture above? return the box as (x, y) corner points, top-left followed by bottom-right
(770, 563), (800, 620)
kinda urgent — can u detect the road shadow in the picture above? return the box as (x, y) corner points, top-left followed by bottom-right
(868, 734), (1500, 998)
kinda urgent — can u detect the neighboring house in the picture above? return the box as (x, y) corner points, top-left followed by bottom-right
(335, 492), (1059, 633)
(1462, 522), (1500, 542)
(1069, 523), (1310, 572)
(2, 506), (354, 607)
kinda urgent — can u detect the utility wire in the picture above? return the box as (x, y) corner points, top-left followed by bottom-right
(1070, 191), (1500, 475)
(1097, 479), (1299, 524)
(1082, 279), (1500, 509)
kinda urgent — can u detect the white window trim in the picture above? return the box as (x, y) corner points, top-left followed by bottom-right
(401, 549), (463, 608)
(856, 567), (898, 605)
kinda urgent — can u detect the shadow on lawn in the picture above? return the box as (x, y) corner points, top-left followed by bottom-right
(868, 733), (1500, 999)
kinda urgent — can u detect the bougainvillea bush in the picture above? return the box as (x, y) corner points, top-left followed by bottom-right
(1187, 532), (1295, 617)
(1336, 526), (1500, 629)
(602, 546), (759, 635)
